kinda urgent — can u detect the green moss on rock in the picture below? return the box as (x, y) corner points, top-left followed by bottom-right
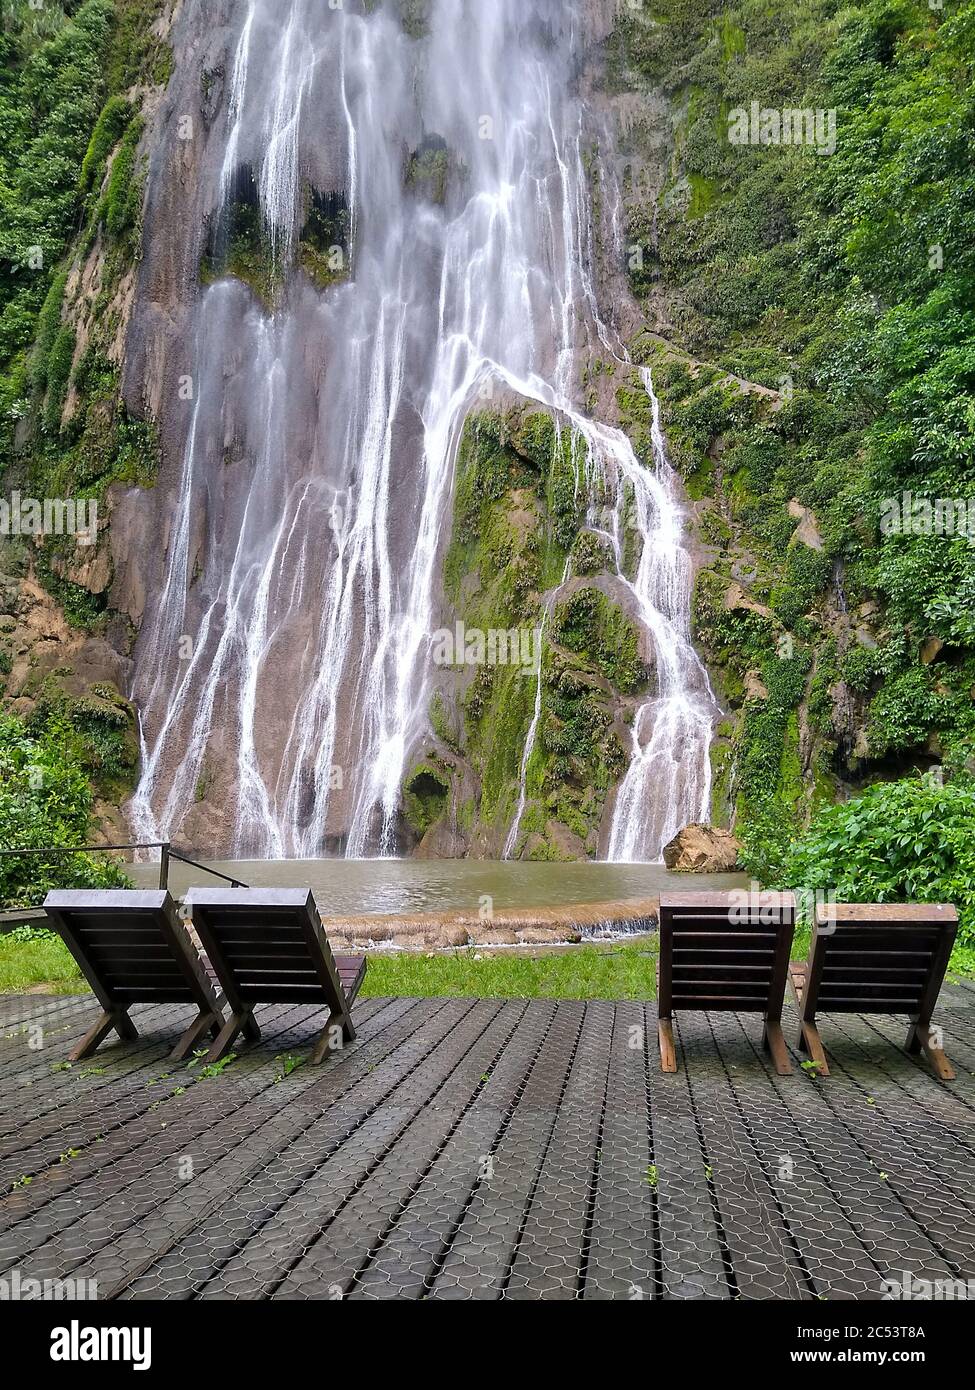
(552, 587), (648, 695)
(403, 762), (450, 835)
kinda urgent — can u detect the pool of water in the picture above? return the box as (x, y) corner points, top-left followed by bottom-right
(129, 858), (747, 918)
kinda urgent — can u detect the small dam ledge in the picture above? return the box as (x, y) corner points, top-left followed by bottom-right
(323, 897), (660, 951)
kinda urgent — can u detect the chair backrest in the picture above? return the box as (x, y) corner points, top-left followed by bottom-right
(806, 903), (958, 1018)
(186, 888), (348, 1011)
(659, 891), (796, 1016)
(44, 889), (220, 1013)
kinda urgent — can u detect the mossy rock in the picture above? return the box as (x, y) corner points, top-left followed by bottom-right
(572, 529), (611, 576)
(402, 761), (451, 835)
(405, 138), (451, 205)
(551, 587), (648, 695)
(298, 186), (351, 288)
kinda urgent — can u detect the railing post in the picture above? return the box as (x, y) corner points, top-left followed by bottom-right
(159, 842), (171, 891)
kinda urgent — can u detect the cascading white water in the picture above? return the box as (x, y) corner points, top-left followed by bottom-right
(603, 370), (718, 859)
(129, 0), (717, 863)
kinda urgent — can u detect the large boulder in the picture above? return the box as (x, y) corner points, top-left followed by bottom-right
(663, 824), (741, 873)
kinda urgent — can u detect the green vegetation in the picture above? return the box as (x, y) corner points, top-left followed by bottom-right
(0, 925), (83, 994)
(201, 192), (275, 304)
(402, 762), (451, 835)
(431, 410), (636, 856)
(439, 413), (561, 839)
(529, 646), (627, 857)
(405, 146), (450, 204)
(101, 112), (145, 240)
(572, 529), (611, 577)
(611, 0), (975, 864)
(324, 941), (660, 1001)
(0, 3), (166, 883)
(298, 188), (351, 288)
(0, 928), (660, 1001)
(399, 0), (431, 41)
(0, 1), (167, 523)
(551, 587), (648, 695)
(772, 773), (975, 948)
(79, 94), (133, 195)
(0, 711), (131, 908)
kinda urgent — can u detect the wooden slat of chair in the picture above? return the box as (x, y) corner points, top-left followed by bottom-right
(187, 888), (366, 1065)
(658, 891), (796, 1075)
(44, 889), (225, 1062)
(789, 962), (831, 1077)
(794, 903), (958, 1080)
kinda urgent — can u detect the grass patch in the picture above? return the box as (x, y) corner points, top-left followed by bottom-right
(359, 941), (659, 1001)
(0, 931), (83, 995)
(1, 934), (659, 1001)
(2, 930), (972, 1001)
(947, 944), (975, 984)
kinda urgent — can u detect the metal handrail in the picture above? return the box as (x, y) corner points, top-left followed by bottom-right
(0, 841), (248, 891)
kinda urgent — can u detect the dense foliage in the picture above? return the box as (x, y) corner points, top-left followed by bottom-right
(778, 774), (975, 946)
(611, 0), (975, 862)
(0, 4), (162, 903)
(0, 1), (165, 540)
(0, 712), (129, 907)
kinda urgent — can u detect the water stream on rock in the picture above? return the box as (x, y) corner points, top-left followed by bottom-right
(130, 0), (717, 863)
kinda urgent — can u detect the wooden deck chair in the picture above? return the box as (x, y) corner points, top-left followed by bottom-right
(185, 888), (366, 1064)
(658, 891), (796, 1075)
(43, 889), (225, 1063)
(790, 903), (958, 1080)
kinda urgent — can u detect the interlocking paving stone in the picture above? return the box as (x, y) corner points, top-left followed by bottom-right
(1, 985), (973, 1299)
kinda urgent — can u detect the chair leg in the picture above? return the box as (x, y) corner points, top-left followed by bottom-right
(309, 1008), (355, 1065)
(68, 1008), (136, 1063)
(798, 1021), (830, 1078)
(204, 1007), (259, 1063)
(117, 1010), (139, 1041)
(658, 1018), (677, 1073)
(170, 1009), (222, 1063)
(763, 1020), (793, 1076)
(907, 1022), (955, 1081)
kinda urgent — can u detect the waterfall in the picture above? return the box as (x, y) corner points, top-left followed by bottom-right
(603, 370), (718, 860)
(129, 0), (717, 862)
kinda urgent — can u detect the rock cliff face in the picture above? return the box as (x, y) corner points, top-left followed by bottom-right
(589, 0), (974, 879)
(9, 0), (952, 868)
(0, 1), (178, 842)
(105, 0), (718, 861)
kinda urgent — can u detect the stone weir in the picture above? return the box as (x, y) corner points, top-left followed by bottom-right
(322, 897), (659, 952)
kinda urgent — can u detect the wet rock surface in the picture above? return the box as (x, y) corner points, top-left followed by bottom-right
(662, 824), (741, 873)
(324, 895), (657, 951)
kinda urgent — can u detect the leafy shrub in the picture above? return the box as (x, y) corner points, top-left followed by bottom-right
(552, 587), (647, 694)
(737, 650), (811, 800)
(0, 711), (130, 908)
(868, 668), (946, 756)
(738, 806), (795, 884)
(42, 323), (75, 432)
(28, 269), (68, 391)
(572, 530), (610, 577)
(841, 642), (881, 694)
(79, 94), (132, 194)
(782, 774), (975, 946)
(102, 113), (144, 238)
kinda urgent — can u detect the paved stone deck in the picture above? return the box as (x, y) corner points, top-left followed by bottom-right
(1, 981), (973, 1299)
